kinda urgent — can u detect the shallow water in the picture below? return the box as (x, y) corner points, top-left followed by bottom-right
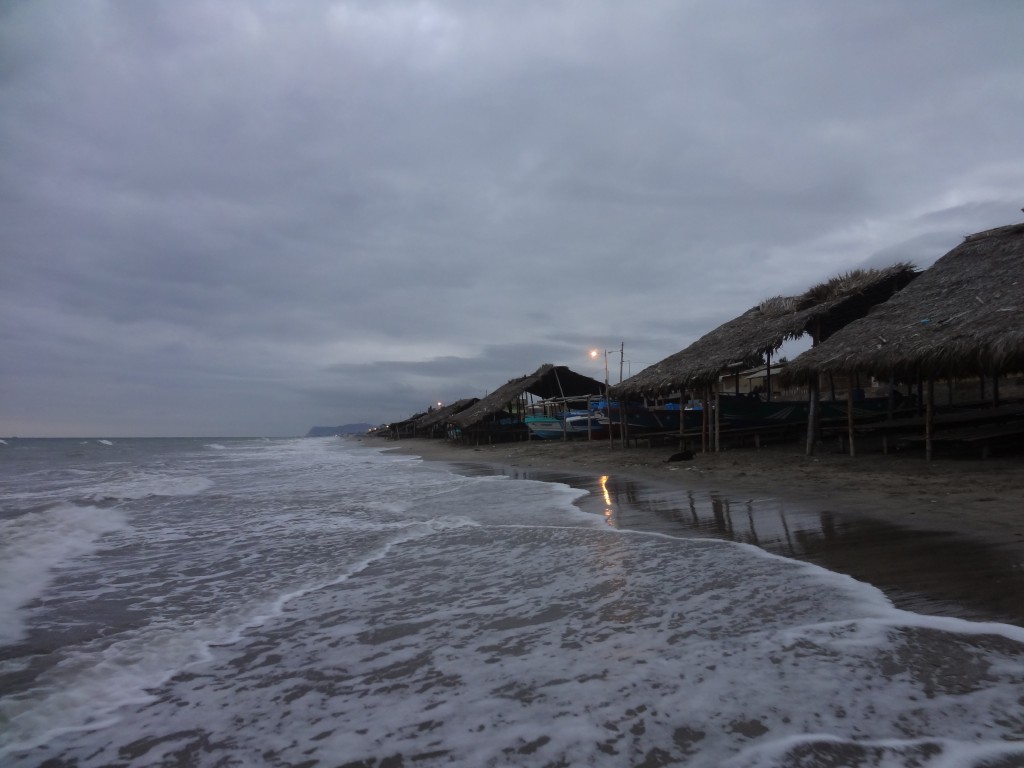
(2, 437), (1023, 767)
(472, 463), (1024, 628)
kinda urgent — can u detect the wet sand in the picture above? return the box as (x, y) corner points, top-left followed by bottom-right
(370, 437), (1024, 628)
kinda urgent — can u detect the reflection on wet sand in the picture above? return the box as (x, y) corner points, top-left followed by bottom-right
(451, 461), (1024, 629)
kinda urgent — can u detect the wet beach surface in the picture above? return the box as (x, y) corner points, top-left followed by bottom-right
(446, 459), (1024, 629)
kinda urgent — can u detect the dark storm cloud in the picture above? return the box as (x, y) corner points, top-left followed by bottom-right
(2, 1), (1023, 435)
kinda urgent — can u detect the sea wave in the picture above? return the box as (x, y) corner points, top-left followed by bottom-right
(0, 503), (129, 646)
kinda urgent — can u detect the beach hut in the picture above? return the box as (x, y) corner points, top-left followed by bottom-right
(411, 398), (479, 438)
(386, 411), (429, 440)
(612, 263), (918, 451)
(783, 222), (1024, 458)
(449, 364), (605, 444)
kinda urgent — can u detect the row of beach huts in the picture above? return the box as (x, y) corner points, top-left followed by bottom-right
(375, 222), (1024, 460)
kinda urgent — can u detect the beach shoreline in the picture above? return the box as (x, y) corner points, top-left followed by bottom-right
(365, 436), (1024, 627)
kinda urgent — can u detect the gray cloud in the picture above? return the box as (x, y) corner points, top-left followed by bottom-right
(3, 1), (1023, 435)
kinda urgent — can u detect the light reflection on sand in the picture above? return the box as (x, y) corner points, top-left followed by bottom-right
(448, 460), (1024, 628)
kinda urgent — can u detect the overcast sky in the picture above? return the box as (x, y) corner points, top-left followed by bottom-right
(3, 1), (1023, 437)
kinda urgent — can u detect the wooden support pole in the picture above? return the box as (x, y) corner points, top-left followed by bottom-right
(679, 391), (685, 440)
(714, 382), (721, 453)
(846, 382), (856, 457)
(607, 387), (613, 449)
(925, 377), (934, 462)
(805, 371), (819, 456)
(701, 388), (709, 454)
(887, 371), (895, 422)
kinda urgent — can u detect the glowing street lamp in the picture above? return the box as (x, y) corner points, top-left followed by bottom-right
(590, 348), (615, 446)
(589, 348), (609, 387)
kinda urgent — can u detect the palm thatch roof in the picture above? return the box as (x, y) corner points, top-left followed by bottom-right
(387, 411), (428, 437)
(412, 398), (479, 431)
(784, 223), (1024, 380)
(450, 364), (605, 428)
(613, 263), (918, 398)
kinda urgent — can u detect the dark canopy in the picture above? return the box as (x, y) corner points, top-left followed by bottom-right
(450, 364), (605, 428)
(613, 263), (918, 398)
(784, 223), (1024, 381)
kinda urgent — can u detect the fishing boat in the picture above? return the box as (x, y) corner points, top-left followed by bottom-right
(593, 400), (704, 436)
(524, 414), (566, 440)
(562, 411), (609, 438)
(525, 397), (610, 440)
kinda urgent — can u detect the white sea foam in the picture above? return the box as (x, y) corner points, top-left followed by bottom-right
(96, 439), (113, 446)
(83, 470), (215, 501)
(0, 504), (129, 646)
(0, 518), (477, 758)
(46, 523), (1017, 768)
(4, 437), (1023, 767)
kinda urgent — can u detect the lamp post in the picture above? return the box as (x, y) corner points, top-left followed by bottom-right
(590, 347), (616, 446)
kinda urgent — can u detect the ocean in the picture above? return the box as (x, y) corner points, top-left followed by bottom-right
(1, 436), (1023, 767)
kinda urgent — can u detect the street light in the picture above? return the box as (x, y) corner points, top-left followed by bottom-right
(590, 347), (617, 446)
(589, 348), (609, 386)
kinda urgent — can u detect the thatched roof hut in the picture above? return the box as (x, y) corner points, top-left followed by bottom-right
(784, 223), (1024, 381)
(412, 398), (479, 433)
(613, 263), (918, 399)
(387, 411), (428, 439)
(451, 364), (605, 429)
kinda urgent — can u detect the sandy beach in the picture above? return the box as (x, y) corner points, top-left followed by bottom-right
(373, 436), (1024, 627)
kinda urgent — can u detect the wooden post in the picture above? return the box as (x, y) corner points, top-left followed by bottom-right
(846, 381), (856, 457)
(887, 371), (895, 422)
(679, 391), (685, 440)
(805, 371), (819, 456)
(620, 399), (628, 449)
(701, 388), (709, 454)
(714, 382), (721, 453)
(606, 387), (613, 449)
(992, 370), (1000, 407)
(765, 350), (773, 402)
(805, 320), (822, 455)
(925, 377), (934, 461)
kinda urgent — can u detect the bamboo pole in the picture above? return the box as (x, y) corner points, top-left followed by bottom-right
(679, 391), (685, 441)
(701, 388), (709, 454)
(714, 382), (721, 453)
(607, 388), (613, 449)
(846, 383), (855, 457)
(620, 399), (627, 449)
(925, 377), (934, 462)
(805, 371), (819, 456)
